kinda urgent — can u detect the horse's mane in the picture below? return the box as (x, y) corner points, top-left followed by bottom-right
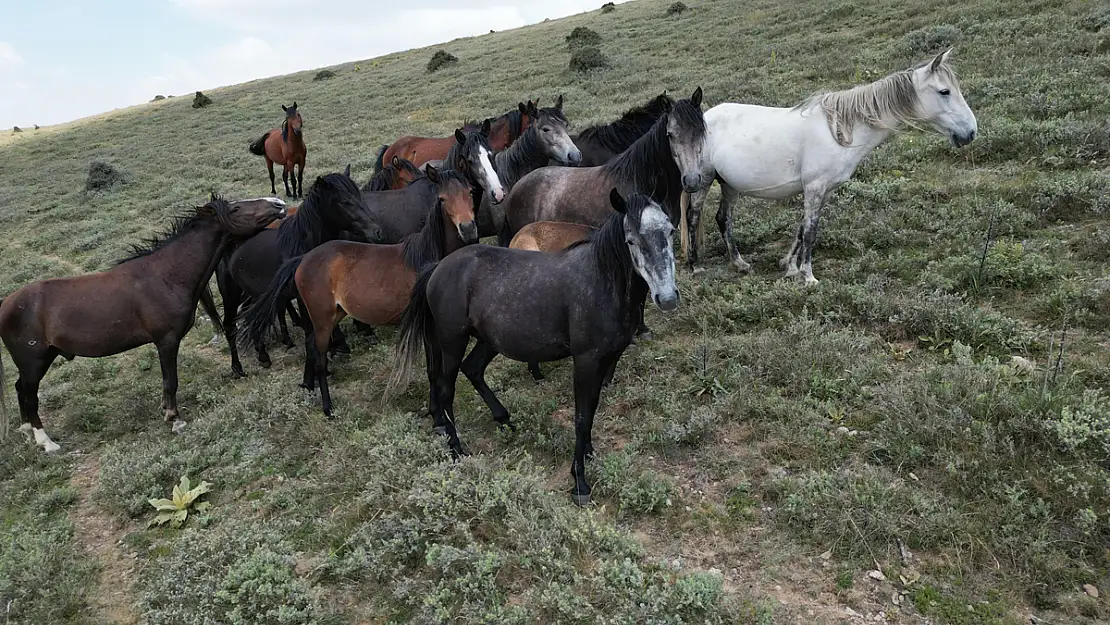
(278, 173), (360, 256)
(362, 157), (425, 193)
(117, 196), (231, 264)
(584, 195), (656, 301)
(281, 118), (288, 143)
(577, 93), (674, 153)
(494, 107), (569, 188)
(463, 106), (525, 139)
(400, 169), (468, 270)
(795, 60), (959, 146)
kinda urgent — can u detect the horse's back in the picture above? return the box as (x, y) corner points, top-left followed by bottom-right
(704, 103), (816, 199)
(505, 166), (610, 236)
(510, 222), (593, 252)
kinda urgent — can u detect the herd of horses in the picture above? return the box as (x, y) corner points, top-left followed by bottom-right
(0, 49), (977, 504)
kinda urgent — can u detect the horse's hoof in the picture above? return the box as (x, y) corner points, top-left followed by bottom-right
(732, 258), (752, 273)
(208, 334), (223, 346)
(18, 423), (33, 440)
(432, 426), (447, 436)
(495, 419), (516, 432)
(634, 331), (653, 343)
(692, 266), (707, 276)
(259, 360), (272, 369)
(804, 276), (820, 287)
(572, 492), (591, 507)
(299, 383), (315, 392)
(170, 420), (187, 435)
(232, 367), (247, 379)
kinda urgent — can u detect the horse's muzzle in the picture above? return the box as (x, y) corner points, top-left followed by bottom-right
(457, 221), (479, 244)
(682, 173), (703, 194)
(951, 130), (976, 148)
(654, 291), (680, 312)
(490, 188), (505, 205)
(566, 150), (583, 166)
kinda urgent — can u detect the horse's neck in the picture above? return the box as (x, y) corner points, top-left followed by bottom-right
(495, 129), (546, 190)
(143, 223), (227, 293)
(836, 123), (895, 174)
(440, 213), (464, 257)
(613, 123), (679, 220)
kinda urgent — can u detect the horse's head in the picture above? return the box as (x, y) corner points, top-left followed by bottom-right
(611, 189), (678, 312)
(666, 86), (708, 194)
(911, 48), (976, 147)
(451, 121), (506, 204)
(317, 172), (384, 243)
(527, 96), (582, 166)
(389, 155), (424, 189)
(281, 102), (303, 138)
(426, 165), (478, 244)
(204, 194), (287, 235)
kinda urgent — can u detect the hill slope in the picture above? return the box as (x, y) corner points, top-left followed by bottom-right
(1, 0), (1109, 623)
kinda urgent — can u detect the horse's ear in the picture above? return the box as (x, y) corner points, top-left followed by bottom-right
(281, 104), (288, 112)
(196, 201), (216, 216)
(480, 119), (491, 136)
(425, 164), (440, 183)
(344, 164), (351, 177)
(527, 100), (539, 116)
(930, 47), (953, 72)
(209, 191), (218, 203)
(555, 94), (564, 110)
(292, 101), (298, 109)
(455, 129), (467, 144)
(518, 102), (528, 115)
(609, 188), (627, 214)
(391, 155), (403, 168)
(691, 86), (703, 108)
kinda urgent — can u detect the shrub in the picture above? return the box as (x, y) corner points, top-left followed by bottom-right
(85, 161), (125, 192)
(12, 125), (21, 133)
(192, 91), (212, 108)
(312, 69), (336, 81)
(594, 449), (674, 515)
(565, 26), (602, 50)
(0, 521), (96, 625)
(902, 24), (961, 56)
(666, 1), (688, 16)
(926, 240), (1059, 293)
(151, 95), (165, 101)
(1052, 389), (1110, 457)
(426, 50), (458, 73)
(569, 45), (609, 72)
(601, 2), (616, 13)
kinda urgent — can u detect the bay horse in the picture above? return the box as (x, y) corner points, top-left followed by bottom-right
(474, 96), (581, 238)
(374, 101), (535, 171)
(249, 102), (307, 199)
(0, 196), (286, 451)
(388, 190), (679, 506)
(684, 49), (977, 283)
(244, 166), (476, 416)
(212, 172), (382, 378)
(563, 92), (674, 167)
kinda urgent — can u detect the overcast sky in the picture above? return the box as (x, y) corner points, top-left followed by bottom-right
(0, 0), (625, 128)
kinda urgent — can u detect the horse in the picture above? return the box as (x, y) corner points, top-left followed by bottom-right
(473, 96), (581, 237)
(0, 196), (286, 451)
(509, 221), (596, 381)
(564, 92), (674, 167)
(388, 190), (678, 506)
(244, 166), (476, 416)
(211, 171), (382, 378)
(375, 101), (535, 171)
(249, 102), (308, 199)
(444, 118), (507, 209)
(683, 49), (977, 284)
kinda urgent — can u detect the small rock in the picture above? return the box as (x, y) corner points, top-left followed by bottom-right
(1011, 355), (1037, 373)
(845, 606), (860, 616)
(836, 426), (850, 435)
(820, 550), (832, 560)
(692, 267), (706, 275)
(892, 593), (902, 606)
(1083, 583), (1099, 598)
(868, 569), (886, 582)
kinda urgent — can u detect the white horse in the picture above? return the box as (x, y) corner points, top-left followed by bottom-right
(683, 48), (977, 284)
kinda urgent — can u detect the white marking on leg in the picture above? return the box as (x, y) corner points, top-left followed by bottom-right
(33, 427), (61, 453)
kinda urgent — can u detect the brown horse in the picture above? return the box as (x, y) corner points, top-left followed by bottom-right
(509, 221), (594, 252)
(243, 167), (475, 416)
(374, 101), (534, 171)
(250, 102), (307, 199)
(0, 196), (286, 451)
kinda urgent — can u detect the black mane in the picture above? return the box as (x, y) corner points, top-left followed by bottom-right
(362, 157), (425, 193)
(493, 107), (569, 188)
(400, 169), (468, 270)
(576, 93), (674, 154)
(117, 197), (230, 265)
(463, 106), (525, 140)
(277, 173), (360, 256)
(578, 194), (653, 318)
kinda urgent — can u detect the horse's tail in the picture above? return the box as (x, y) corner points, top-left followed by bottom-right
(199, 283), (223, 334)
(249, 131), (271, 156)
(241, 256), (303, 353)
(0, 298), (8, 441)
(385, 263), (438, 401)
(372, 144), (390, 174)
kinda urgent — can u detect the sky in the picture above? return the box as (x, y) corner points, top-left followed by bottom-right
(0, 0), (626, 128)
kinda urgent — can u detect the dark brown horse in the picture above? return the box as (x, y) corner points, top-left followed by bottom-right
(388, 190), (679, 505)
(0, 196), (286, 451)
(567, 92), (674, 167)
(243, 167), (475, 416)
(250, 102), (307, 198)
(374, 101), (534, 171)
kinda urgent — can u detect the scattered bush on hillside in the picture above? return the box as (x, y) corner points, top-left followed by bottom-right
(33, 124), (39, 130)
(1082, 5), (1110, 32)
(601, 2), (616, 13)
(192, 91), (212, 108)
(151, 95), (165, 102)
(427, 50), (458, 73)
(86, 161), (125, 192)
(569, 46), (610, 73)
(566, 26), (602, 50)
(902, 24), (961, 55)
(12, 126), (21, 133)
(313, 69), (336, 81)
(666, 2), (688, 16)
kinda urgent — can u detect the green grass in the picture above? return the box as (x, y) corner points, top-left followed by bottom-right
(2, 0), (1110, 623)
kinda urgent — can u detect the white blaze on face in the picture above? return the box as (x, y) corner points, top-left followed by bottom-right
(478, 146), (506, 203)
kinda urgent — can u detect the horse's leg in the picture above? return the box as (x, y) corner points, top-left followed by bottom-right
(570, 355), (605, 506)
(15, 350), (60, 452)
(216, 266), (249, 377)
(277, 306), (295, 349)
(434, 336), (469, 456)
(686, 185), (709, 268)
(423, 337), (441, 423)
(296, 159), (305, 200)
(329, 326), (351, 356)
(527, 361), (544, 382)
(460, 340), (511, 428)
(714, 182), (750, 273)
(312, 324), (335, 417)
(798, 186), (830, 286)
(634, 295), (651, 340)
(282, 163), (292, 197)
(296, 298), (315, 390)
(155, 339), (185, 433)
(266, 158), (277, 195)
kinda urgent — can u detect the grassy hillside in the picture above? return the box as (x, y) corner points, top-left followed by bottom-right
(2, 0), (1109, 623)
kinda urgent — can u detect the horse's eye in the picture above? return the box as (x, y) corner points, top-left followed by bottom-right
(626, 238), (637, 246)
(939, 89), (951, 96)
(543, 127), (551, 133)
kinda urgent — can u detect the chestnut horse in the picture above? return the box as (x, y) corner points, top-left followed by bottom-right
(0, 196), (286, 451)
(374, 101), (534, 171)
(243, 167), (475, 416)
(250, 102), (307, 198)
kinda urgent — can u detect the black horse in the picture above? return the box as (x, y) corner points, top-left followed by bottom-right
(389, 190), (679, 506)
(558, 92), (674, 167)
(211, 171), (382, 378)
